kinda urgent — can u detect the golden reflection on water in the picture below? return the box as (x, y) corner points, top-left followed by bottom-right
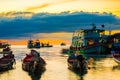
(0, 61), (31, 80)
(0, 45), (120, 80)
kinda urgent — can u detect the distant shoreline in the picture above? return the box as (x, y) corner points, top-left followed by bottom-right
(0, 30), (119, 45)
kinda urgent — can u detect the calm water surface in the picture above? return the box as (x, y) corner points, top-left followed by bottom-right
(0, 45), (120, 80)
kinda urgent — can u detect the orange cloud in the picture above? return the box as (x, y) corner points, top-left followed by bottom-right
(26, 0), (75, 11)
(26, 3), (50, 11)
(0, 11), (34, 18)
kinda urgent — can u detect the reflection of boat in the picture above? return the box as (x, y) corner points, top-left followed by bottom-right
(29, 70), (45, 80)
(27, 40), (34, 48)
(67, 53), (88, 75)
(69, 24), (106, 54)
(112, 54), (120, 64)
(34, 40), (40, 48)
(22, 50), (46, 73)
(0, 51), (15, 70)
(61, 42), (66, 46)
(112, 65), (120, 70)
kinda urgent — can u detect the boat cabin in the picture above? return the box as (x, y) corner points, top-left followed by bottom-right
(71, 26), (105, 48)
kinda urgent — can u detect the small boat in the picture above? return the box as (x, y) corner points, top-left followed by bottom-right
(0, 51), (15, 70)
(112, 53), (120, 64)
(27, 40), (34, 48)
(67, 54), (88, 75)
(34, 40), (40, 48)
(22, 50), (46, 73)
(60, 42), (66, 46)
(41, 43), (53, 48)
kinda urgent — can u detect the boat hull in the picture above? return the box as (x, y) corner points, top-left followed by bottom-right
(0, 59), (15, 69)
(22, 61), (45, 72)
(68, 61), (88, 75)
(22, 56), (46, 73)
(67, 55), (88, 75)
(70, 44), (105, 54)
(0, 51), (15, 70)
(27, 44), (34, 48)
(112, 54), (120, 64)
(83, 44), (104, 54)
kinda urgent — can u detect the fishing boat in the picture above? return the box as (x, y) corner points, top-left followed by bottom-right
(41, 43), (53, 48)
(34, 40), (40, 48)
(69, 24), (107, 54)
(0, 51), (15, 70)
(67, 53), (88, 75)
(27, 40), (34, 48)
(22, 50), (46, 73)
(0, 42), (10, 48)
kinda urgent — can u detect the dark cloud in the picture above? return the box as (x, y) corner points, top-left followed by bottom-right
(0, 11), (120, 39)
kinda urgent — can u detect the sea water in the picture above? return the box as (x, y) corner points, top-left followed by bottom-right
(0, 45), (120, 80)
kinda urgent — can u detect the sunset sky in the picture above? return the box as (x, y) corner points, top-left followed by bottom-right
(0, 0), (120, 17)
(0, 0), (120, 44)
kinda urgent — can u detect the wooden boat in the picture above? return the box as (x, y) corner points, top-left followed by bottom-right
(67, 54), (88, 75)
(112, 53), (120, 64)
(0, 51), (15, 70)
(22, 50), (46, 73)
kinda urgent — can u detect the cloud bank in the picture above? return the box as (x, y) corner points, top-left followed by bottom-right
(0, 11), (120, 39)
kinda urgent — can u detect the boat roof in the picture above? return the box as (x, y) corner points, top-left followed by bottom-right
(74, 29), (104, 33)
